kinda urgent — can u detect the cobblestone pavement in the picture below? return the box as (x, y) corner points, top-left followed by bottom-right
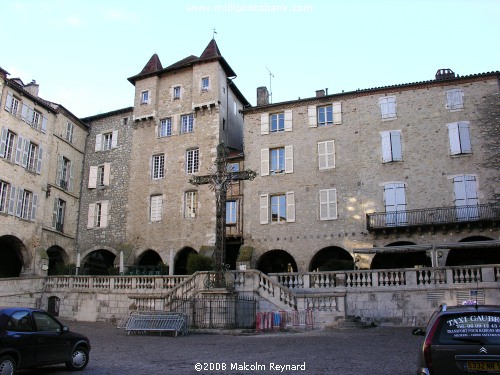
(18, 320), (422, 375)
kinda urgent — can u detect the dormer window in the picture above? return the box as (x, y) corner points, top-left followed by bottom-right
(141, 91), (149, 104)
(202, 77), (209, 91)
(173, 86), (181, 99)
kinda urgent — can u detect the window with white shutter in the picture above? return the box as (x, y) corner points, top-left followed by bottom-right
(380, 130), (402, 162)
(446, 89), (464, 110)
(453, 175), (479, 220)
(379, 97), (397, 119)
(318, 140), (335, 170)
(384, 182), (407, 226)
(447, 122), (471, 155)
(320, 188), (337, 220)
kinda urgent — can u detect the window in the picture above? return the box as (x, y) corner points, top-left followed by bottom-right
(384, 182), (407, 226)
(65, 122), (74, 143)
(95, 131), (118, 151)
(159, 118), (172, 137)
(152, 154), (165, 179)
(0, 128), (16, 161)
(308, 102), (341, 127)
(16, 189), (37, 221)
(227, 162), (239, 172)
(186, 149), (199, 174)
(0, 180), (10, 213)
(19, 102), (47, 132)
(4, 92), (19, 115)
(446, 89), (464, 110)
(185, 191), (197, 218)
(447, 122), (471, 155)
(181, 114), (194, 133)
(88, 163), (110, 188)
(202, 77), (209, 91)
(226, 200), (237, 224)
(261, 146), (293, 176)
(270, 113), (284, 132)
(33, 311), (61, 332)
(380, 130), (403, 162)
(260, 192), (295, 224)
(150, 195), (163, 222)
(24, 141), (39, 173)
(57, 157), (72, 190)
(32, 111), (41, 130)
(379, 96), (397, 119)
(87, 201), (108, 228)
(173, 86), (181, 99)
(141, 91), (149, 104)
(320, 188), (337, 220)
(52, 198), (65, 232)
(7, 310), (33, 332)
(318, 140), (335, 169)
(453, 175), (479, 221)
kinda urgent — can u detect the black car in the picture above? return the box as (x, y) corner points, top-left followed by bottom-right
(0, 307), (90, 374)
(412, 303), (500, 374)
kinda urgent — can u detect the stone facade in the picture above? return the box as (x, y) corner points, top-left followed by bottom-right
(0, 70), (87, 276)
(242, 72), (500, 272)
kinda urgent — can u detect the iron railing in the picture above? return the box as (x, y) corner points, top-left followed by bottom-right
(367, 203), (499, 231)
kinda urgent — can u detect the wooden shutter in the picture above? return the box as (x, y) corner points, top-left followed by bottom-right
(286, 191), (295, 222)
(381, 132), (392, 162)
(27, 107), (34, 125)
(260, 113), (269, 135)
(390, 131), (402, 161)
(21, 104), (29, 121)
(52, 199), (58, 228)
(260, 194), (269, 224)
(87, 203), (95, 228)
(4, 92), (13, 111)
(100, 201), (109, 227)
(320, 188), (337, 220)
(8, 186), (16, 215)
(56, 156), (63, 184)
(95, 134), (102, 151)
(150, 195), (162, 222)
(284, 145), (293, 173)
(103, 163), (111, 186)
(88, 166), (98, 188)
(458, 121), (471, 153)
(68, 160), (75, 191)
(284, 109), (293, 131)
(332, 102), (342, 124)
(0, 127), (7, 158)
(15, 188), (24, 217)
(21, 139), (29, 168)
(308, 105), (317, 127)
(41, 116), (47, 133)
(30, 194), (38, 222)
(260, 148), (269, 176)
(36, 146), (43, 174)
(15, 136), (23, 165)
(447, 122), (460, 155)
(111, 130), (118, 148)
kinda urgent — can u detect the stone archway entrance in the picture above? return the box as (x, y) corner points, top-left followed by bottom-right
(82, 250), (116, 275)
(446, 236), (500, 266)
(256, 250), (297, 274)
(174, 247), (196, 275)
(0, 235), (26, 278)
(46, 246), (68, 275)
(371, 241), (431, 269)
(309, 246), (354, 271)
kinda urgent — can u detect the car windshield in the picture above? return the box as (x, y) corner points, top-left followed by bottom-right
(434, 312), (500, 345)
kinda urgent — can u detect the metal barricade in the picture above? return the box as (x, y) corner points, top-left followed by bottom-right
(124, 311), (189, 336)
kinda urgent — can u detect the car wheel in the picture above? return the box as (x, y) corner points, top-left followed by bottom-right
(0, 355), (16, 375)
(65, 347), (89, 371)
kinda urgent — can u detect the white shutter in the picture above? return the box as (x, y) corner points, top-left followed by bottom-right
(384, 183), (397, 226)
(260, 148), (269, 176)
(16, 188), (24, 217)
(30, 194), (38, 222)
(332, 102), (342, 124)
(8, 186), (16, 215)
(88, 166), (98, 188)
(87, 203), (96, 228)
(111, 130), (118, 148)
(15, 136), (23, 165)
(150, 195), (162, 222)
(308, 105), (317, 127)
(260, 194), (269, 224)
(27, 107), (34, 125)
(284, 145), (293, 173)
(103, 163), (111, 186)
(41, 116), (47, 133)
(21, 138), (29, 168)
(68, 160), (74, 191)
(318, 142), (327, 169)
(52, 199), (58, 228)
(56, 156), (63, 185)
(21, 104), (29, 121)
(260, 113), (269, 135)
(95, 134), (102, 151)
(286, 191), (295, 222)
(100, 201), (109, 227)
(447, 122), (461, 155)
(4, 92), (13, 111)
(284, 109), (293, 131)
(320, 188), (337, 220)
(391, 131), (402, 161)
(381, 131), (392, 162)
(458, 121), (471, 153)
(0, 127), (7, 158)
(36, 146), (43, 174)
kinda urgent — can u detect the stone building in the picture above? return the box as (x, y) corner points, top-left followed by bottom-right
(0, 67), (88, 277)
(77, 39), (250, 274)
(241, 69), (500, 272)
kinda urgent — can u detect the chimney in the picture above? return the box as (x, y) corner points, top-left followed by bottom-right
(257, 86), (269, 106)
(316, 89), (325, 97)
(24, 80), (39, 97)
(435, 69), (455, 81)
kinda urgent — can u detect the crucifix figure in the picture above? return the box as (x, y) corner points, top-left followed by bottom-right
(189, 143), (256, 288)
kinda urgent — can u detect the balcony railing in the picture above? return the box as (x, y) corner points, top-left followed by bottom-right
(367, 203), (499, 231)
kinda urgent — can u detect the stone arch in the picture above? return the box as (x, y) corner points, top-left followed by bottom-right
(46, 245), (70, 275)
(0, 235), (29, 278)
(174, 247), (197, 275)
(256, 249), (297, 274)
(137, 249), (164, 266)
(371, 241), (431, 269)
(446, 236), (500, 266)
(309, 246), (354, 271)
(81, 249), (117, 275)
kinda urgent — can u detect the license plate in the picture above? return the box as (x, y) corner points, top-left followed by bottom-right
(466, 361), (500, 372)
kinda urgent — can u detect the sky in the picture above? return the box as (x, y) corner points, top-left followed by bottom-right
(0, 0), (498, 118)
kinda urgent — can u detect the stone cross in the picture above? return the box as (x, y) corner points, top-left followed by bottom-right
(189, 143), (256, 288)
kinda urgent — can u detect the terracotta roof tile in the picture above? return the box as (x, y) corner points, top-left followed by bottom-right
(139, 53), (163, 75)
